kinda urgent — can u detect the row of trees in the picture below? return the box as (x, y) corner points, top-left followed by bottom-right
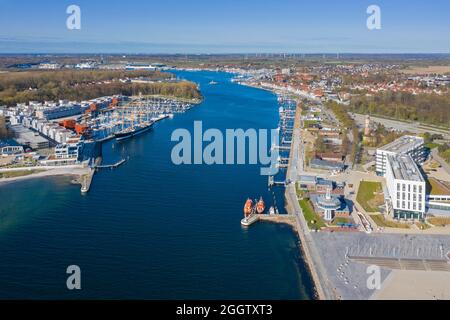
(349, 91), (450, 128)
(326, 101), (362, 164)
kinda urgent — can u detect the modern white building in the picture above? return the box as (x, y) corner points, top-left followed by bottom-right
(385, 154), (426, 220)
(40, 142), (81, 166)
(54, 143), (80, 160)
(0, 145), (24, 156)
(376, 135), (426, 176)
(35, 104), (82, 120)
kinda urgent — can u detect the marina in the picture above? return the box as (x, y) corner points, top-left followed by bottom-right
(84, 97), (196, 143)
(243, 96), (297, 227)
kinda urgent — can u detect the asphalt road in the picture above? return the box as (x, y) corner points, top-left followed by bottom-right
(352, 113), (450, 140)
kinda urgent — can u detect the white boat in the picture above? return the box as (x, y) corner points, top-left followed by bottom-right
(209, 80), (218, 85)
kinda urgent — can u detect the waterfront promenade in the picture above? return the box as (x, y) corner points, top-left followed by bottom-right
(284, 103), (337, 300)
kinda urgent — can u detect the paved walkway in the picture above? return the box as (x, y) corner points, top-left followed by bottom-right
(284, 103), (337, 300)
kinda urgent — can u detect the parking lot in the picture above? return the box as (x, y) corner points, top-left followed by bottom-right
(312, 232), (450, 299)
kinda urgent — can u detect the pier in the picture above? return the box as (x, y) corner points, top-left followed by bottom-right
(272, 145), (291, 151)
(80, 168), (95, 193)
(95, 159), (127, 170)
(268, 175), (286, 187)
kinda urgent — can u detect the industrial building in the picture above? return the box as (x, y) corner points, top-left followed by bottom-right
(376, 135), (426, 176)
(125, 64), (156, 71)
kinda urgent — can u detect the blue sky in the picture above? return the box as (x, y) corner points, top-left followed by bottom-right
(0, 0), (449, 53)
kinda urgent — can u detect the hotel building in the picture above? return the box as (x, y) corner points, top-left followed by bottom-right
(385, 154), (426, 220)
(376, 135), (426, 176)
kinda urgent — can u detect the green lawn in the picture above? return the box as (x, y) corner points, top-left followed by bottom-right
(303, 120), (318, 128)
(371, 214), (410, 229)
(356, 181), (384, 212)
(299, 198), (326, 230)
(427, 217), (450, 227)
(331, 217), (352, 226)
(428, 178), (450, 196)
(296, 183), (306, 198)
(425, 142), (440, 150)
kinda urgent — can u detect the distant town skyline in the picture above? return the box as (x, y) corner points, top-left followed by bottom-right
(0, 0), (449, 54)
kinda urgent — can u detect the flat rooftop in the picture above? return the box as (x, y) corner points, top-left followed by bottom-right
(10, 125), (49, 145)
(388, 154), (424, 182)
(379, 135), (424, 154)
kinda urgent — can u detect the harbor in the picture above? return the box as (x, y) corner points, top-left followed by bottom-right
(0, 95), (200, 193)
(80, 96), (197, 143)
(0, 71), (315, 299)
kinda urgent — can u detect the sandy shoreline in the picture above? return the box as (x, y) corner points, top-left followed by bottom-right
(0, 167), (89, 186)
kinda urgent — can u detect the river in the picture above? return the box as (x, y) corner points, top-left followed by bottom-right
(0, 70), (314, 299)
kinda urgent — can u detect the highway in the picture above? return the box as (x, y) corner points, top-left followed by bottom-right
(352, 113), (450, 140)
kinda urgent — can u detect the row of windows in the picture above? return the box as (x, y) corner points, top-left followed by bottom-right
(396, 192), (423, 202)
(396, 200), (423, 211)
(397, 183), (423, 194)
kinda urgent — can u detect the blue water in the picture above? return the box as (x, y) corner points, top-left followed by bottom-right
(0, 71), (314, 299)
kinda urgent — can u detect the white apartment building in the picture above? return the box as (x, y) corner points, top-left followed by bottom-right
(385, 154), (426, 220)
(376, 135), (426, 176)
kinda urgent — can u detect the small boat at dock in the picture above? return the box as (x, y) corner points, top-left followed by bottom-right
(241, 197), (265, 226)
(256, 197), (265, 214)
(243, 198), (253, 217)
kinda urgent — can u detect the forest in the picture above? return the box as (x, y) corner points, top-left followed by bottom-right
(348, 91), (450, 128)
(325, 101), (361, 164)
(0, 70), (201, 105)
